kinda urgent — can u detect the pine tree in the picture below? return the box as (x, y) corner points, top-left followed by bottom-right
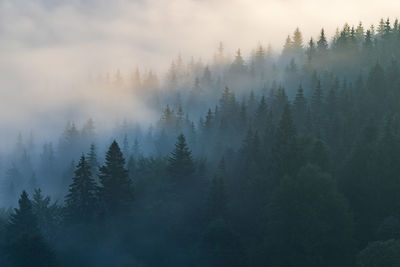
(265, 164), (355, 267)
(206, 175), (226, 220)
(32, 189), (61, 241)
(131, 138), (142, 159)
(202, 65), (212, 87)
(167, 134), (195, 179)
(122, 133), (130, 158)
(306, 38), (316, 61)
(356, 22), (365, 42)
(230, 49), (246, 74)
(98, 141), (134, 213)
(254, 96), (268, 130)
(65, 156), (97, 222)
(87, 143), (100, 176)
(81, 118), (95, 141)
(311, 80), (324, 135)
(272, 104), (298, 179)
(292, 27), (303, 54)
(6, 192), (57, 267)
(282, 35), (293, 56)
(7, 191), (38, 238)
(293, 84), (308, 134)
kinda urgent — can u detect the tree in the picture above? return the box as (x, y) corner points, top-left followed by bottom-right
(265, 164), (355, 267)
(230, 49), (246, 74)
(311, 80), (324, 135)
(306, 38), (316, 61)
(98, 141), (134, 214)
(292, 27), (304, 54)
(167, 134), (194, 179)
(206, 169), (227, 220)
(6, 191), (57, 267)
(32, 189), (62, 241)
(122, 133), (130, 158)
(87, 143), (100, 175)
(254, 96), (268, 131)
(7, 191), (38, 238)
(317, 28), (328, 53)
(357, 239), (400, 267)
(272, 103), (298, 179)
(65, 155), (97, 222)
(293, 84), (308, 134)
(198, 219), (245, 267)
(7, 233), (57, 267)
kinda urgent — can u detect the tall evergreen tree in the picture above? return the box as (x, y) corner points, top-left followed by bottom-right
(293, 84), (308, 134)
(98, 141), (134, 214)
(317, 29), (328, 52)
(65, 155), (97, 222)
(272, 103), (298, 180)
(87, 143), (100, 175)
(167, 134), (195, 179)
(7, 191), (38, 238)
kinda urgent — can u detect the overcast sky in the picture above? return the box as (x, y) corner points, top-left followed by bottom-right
(0, 0), (399, 147)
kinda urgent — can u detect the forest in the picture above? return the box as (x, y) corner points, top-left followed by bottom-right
(2, 17), (400, 267)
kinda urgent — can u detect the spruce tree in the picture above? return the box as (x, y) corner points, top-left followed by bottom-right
(87, 143), (100, 175)
(98, 141), (134, 213)
(65, 155), (97, 222)
(272, 103), (298, 179)
(6, 191), (57, 267)
(254, 96), (268, 130)
(206, 160), (227, 220)
(8, 191), (38, 238)
(293, 84), (308, 133)
(167, 134), (195, 179)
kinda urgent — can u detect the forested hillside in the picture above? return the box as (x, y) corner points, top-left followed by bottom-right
(2, 18), (400, 267)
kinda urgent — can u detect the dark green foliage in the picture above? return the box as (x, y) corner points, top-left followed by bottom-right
(87, 143), (100, 175)
(198, 219), (245, 267)
(272, 103), (298, 179)
(98, 141), (134, 213)
(65, 156), (97, 222)
(265, 165), (355, 267)
(206, 174), (226, 220)
(7, 233), (57, 267)
(7, 191), (38, 238)
(32, 189), (62, 241)
(167, 134), (194, 178)
(357, 239), (400, 267)
(6, 191), (57, 267)
(293, 84), (308, 134)
(376, 216), (400, 241)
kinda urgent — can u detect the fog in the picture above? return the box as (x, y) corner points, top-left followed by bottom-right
(3, 1), (400, 266)
(1, 0), (400, 148)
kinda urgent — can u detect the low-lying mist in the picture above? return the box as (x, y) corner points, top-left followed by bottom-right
(1, 0), (400, 148)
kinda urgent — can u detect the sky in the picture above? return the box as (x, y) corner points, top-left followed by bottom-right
(0, 0), (400, 147)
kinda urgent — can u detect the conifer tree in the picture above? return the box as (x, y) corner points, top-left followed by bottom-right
(87, 143), (100, 175)
(6, 191), (57, 267)
(8, 191), (38, 238)
(98, 141), (134, 213)
(254, 96), (268, 130)
(167, 134), (194, 179)
(230, 49), (246, 74)
(65, 155), (97, 222)
(272, 103), (298, 179)
(293, 84), (308, 134)
(311, 80), (324, 135)
(206, 175), (226, 220)
(292, 27), (304, 54)
(306, 38), (316, 61)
